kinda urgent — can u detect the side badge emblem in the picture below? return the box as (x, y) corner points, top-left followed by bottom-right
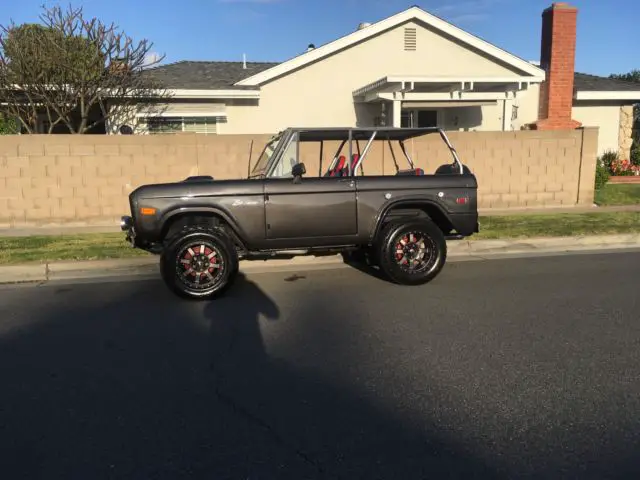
(438, 192), (445, 198)
(385, 193), (392, 200)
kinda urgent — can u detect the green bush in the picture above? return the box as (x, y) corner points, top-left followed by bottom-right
(595, 160), (610, 190)
(599, 150), (619, 174)
(631, 140), (640, 167)
(0, 116), (19, 135)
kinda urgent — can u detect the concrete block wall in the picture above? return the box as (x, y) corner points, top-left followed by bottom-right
(0, 128), (598, 228)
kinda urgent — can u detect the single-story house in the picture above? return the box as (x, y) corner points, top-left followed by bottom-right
(116, 3), (640, 158)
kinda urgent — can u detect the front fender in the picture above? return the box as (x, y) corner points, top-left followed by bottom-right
(161, 206), (249, 244)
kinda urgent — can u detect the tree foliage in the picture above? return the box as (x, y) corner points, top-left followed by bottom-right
(0, 4), (171, 134)
(610, 69), (640, 84)
(0, 113), (19, 134)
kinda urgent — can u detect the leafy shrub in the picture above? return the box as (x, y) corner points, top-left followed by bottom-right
(595, 160), (610, 190)
(0, 115), (19, 135)
(631, 140), (640, 167)
(599, 150), (619, 173)
(598, 149), (640, 176)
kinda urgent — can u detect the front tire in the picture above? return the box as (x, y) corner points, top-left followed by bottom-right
(161, 226), (239, 300)
(376, 219), (447, 285)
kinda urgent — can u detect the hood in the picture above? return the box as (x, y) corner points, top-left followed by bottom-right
(130, 176), (260, 200)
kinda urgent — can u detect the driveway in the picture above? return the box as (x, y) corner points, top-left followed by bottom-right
(0, 252), (639, 479)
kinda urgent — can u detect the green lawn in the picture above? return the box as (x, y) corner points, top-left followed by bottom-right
(595, 183), (640, 206)
(0, 232), (149, 265)
(475, 212), (640, 240)
(1, 211), (640, 265)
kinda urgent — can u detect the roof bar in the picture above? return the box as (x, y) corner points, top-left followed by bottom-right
(351, 131), (377, 174)
(438, 129), (464, 174)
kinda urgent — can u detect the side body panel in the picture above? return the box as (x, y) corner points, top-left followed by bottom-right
(260, 177), (358, 248)
(355, 174), (479, 242)
(129, 173), (478, 252)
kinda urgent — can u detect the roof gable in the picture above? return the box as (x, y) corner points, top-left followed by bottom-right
(235, 6), (545, 87)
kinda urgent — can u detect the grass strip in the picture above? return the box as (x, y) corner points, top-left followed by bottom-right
(1, 212), (639, 264)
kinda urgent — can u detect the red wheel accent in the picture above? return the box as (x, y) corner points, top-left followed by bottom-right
(176, 242), (224, 287)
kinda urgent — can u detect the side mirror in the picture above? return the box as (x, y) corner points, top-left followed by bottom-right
(292, 162), (306, 181)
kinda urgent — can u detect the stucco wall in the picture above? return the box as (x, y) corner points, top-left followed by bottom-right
(512, 84), (541, 129)
(221, 19), (530, 134)
(0, 128), (598, 228)
(572, 102), (621, 156)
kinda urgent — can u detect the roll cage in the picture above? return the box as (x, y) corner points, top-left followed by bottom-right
(251, 127), (467, 179)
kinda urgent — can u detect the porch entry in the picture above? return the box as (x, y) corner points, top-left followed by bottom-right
(400, 109), (439, 128)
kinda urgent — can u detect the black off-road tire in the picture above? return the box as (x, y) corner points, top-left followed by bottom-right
(160, 225), (239, 300)
(376, 218), (447, 285)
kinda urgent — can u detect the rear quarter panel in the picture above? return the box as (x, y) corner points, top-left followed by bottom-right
(355, 174), (478, 241)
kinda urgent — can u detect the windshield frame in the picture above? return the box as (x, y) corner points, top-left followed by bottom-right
(248, 131), (287, 178)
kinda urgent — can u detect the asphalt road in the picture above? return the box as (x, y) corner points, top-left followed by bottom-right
(1, 252), (639, 479)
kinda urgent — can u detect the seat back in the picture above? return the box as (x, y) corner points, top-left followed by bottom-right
(329, 156), (347, 177)
(351, 154), (360, 175)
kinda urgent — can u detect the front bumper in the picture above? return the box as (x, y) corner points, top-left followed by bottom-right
(120, 215), (136, 247)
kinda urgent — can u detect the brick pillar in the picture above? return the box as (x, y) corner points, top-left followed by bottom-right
(534, 3), (582, 131)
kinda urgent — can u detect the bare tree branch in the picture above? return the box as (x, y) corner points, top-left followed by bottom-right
(0, 4), (171, 134)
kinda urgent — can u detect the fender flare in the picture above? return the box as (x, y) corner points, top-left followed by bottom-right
(161, 206), (249, 247)
(370, 197), (453, 240)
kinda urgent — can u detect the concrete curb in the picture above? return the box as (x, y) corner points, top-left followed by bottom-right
(1, 234), (639, 284)
(0, 264), (48, 284)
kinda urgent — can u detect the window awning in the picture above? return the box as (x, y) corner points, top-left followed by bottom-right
(354, 75), (540, 103)
(402, 100), (495, 108)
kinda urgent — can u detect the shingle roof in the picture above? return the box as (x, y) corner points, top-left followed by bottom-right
(574, 72), (640, 92)
(145, 61), (640, 94)
(143, 61), (280, 89)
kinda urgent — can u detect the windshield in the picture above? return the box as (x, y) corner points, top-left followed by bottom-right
(249, 134), (282, 177)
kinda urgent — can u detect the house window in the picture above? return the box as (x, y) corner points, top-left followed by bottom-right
(404, 27), (417, 51)
(146, 116), (224, 134)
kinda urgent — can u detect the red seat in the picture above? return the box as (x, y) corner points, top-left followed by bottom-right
(330, 155), (347, 176)
(351, 154), (360, 174)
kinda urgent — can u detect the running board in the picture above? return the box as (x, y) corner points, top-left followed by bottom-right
(239, 246), (353, 261)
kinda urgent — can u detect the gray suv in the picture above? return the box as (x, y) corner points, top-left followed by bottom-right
(120, 127), (479, 299)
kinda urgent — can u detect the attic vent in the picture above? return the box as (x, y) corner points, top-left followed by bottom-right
(404, 27), (417, 51)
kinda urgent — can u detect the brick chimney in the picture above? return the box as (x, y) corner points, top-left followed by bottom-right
(534, 2), (582, 130)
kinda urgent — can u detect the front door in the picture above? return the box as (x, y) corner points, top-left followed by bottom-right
(263, 133), (357, 243)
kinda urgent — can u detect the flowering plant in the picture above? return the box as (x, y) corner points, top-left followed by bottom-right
(610, 158), (640, 176)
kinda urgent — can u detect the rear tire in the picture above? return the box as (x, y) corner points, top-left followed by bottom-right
(160, 225), (239, 300)
(376, 219), (447, 285)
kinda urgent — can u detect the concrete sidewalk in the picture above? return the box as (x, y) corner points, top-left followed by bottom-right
(2, 204), (639, 237)
(2, 233), (639, 285)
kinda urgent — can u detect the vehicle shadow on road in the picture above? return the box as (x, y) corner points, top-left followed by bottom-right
(0, 272), (502, 479)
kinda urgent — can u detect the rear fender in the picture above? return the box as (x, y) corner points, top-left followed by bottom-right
(371, 199), (454, 241)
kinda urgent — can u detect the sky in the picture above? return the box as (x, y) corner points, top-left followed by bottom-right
(1, 0), (638, 77)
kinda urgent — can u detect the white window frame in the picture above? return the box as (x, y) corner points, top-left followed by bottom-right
(143, 115), (225, 134)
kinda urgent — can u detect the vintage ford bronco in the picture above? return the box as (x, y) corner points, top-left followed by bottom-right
(120, 127), (479, 299)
